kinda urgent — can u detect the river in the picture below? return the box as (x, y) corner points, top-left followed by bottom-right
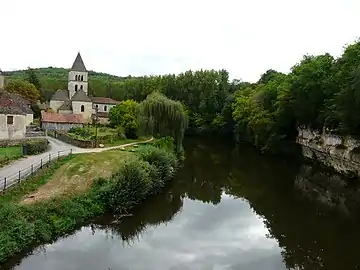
(4, 139), (360, 270)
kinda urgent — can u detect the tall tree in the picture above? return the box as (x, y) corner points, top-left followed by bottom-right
(139, 92), (188, 150)
(25, 67), (42, 91)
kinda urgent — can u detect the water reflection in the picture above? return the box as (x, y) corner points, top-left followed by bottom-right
(5, 139), (360, 270)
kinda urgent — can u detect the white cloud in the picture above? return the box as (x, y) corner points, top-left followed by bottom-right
(1, 0), (359, 81)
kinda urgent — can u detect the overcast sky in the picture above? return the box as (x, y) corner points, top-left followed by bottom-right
(1, 0), (359, 82)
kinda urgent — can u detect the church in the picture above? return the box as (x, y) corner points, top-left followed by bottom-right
(43, 53), (120, 130)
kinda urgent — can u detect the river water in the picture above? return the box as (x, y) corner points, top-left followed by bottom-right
(4, 139), (360, 270)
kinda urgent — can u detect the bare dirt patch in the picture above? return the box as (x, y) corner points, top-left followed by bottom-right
(22, 149), (134, 204)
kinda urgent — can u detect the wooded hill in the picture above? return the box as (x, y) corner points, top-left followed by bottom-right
(5, 67), (133, 101)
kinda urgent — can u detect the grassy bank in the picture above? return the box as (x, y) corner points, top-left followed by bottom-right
(0, 137), (178, 263)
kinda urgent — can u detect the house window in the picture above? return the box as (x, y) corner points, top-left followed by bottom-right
(81, 75), (84, 81)
(80, 85), (83, 90)
(7, 115), (14, 125)
(81, 105), (85, 112)
(75, 85), (78, 91)
(75, 75), (78, 81)
(104, 105), (107, 112)
(95, 104), (98, 109)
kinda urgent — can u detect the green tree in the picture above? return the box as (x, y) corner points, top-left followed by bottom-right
(139, 92), (188, 150)
(290, 54), (336, 130)
(4, 80), (40, 103)
(25, 67), (42, 91)
(109, 100), (139, 138)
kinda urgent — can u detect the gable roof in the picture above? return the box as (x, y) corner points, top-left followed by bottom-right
(51, 89), (69, 101)
(41, 111), (85, 124)
(6, 92), (33, 114)
(71, 89), (92, 102)
(58, 100), (72, 111)
(92, 97), (120, 105)
(0, 91), (30, 115)
(71, 52), (87, 72)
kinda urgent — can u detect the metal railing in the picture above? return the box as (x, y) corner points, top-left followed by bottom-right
(0, 149), (73, 192)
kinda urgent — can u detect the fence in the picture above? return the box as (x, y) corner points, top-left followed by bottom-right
(0, 149), (73, 193)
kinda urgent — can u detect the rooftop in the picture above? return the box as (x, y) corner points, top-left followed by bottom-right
(0, 91), (32, 115)
(41, 111), (85, 124)
(92, 97), (120, 105)
(72, 89), (92, 102)
(71, 52), (87, 72)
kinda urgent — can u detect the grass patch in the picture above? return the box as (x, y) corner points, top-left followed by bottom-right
(0, 146), (23, 168)
(0, 146), (23, 158)
(21, 149), (135, 203)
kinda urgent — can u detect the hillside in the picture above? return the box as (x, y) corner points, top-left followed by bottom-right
(5, 67), (134, 101)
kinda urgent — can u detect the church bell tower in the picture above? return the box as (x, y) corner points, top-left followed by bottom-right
(68, 52), (88, 99)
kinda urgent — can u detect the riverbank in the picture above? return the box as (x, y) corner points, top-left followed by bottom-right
(0, 137), (179, 264)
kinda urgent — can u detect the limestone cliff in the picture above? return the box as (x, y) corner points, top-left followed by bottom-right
(297, 128), (360, 177)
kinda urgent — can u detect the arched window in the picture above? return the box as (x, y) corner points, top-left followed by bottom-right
(81, 75), (84, 81)
(75, 85), (78, 91)
(81, 105), (85, 112)
(104, 105), (107, 112)
(80, 85), (83, 90)
(75, 75), (78, 81)
(95, 104), (98, 109)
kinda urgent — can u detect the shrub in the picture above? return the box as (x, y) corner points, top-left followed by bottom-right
(100, 158), (155, 212)
(138, 145), (177, 184)
(25, 139), (49, 155)
(152, 136), (175, 152)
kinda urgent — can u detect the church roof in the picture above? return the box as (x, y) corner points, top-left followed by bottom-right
(71, 89), (92, 102)
(92, 97), (120, 105)
(71, 52), (87, 72)
(58, 100), (72, 111)
(51, 89), (69, 101)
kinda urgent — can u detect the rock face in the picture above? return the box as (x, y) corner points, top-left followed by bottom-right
(297, 128), (360, 177)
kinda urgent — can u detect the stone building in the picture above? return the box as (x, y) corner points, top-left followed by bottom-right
(0, 91), (27, 140)
(48, 53), (120, 125)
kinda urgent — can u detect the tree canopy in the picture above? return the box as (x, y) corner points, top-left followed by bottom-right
(4, 79), (40, 103)
(108, 100), (139, 138)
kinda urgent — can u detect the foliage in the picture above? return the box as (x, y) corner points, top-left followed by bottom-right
(30, 103), (41, 119)
(25, 68), (42, 92)
(24, 139), (49, 155)
(139, 92), (188, 150)
(0, 137), (178, 263)
(4, 79), (40, 103)
(109, 100), (139, 139)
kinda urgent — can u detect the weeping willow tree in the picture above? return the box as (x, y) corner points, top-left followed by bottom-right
(139, 92), (188, 150)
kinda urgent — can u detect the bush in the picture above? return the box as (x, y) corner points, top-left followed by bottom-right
(138, 145), (177, 184)
(152, 136), (175, 152)
(25, 139), (49, 155)
(98, 158), (155, 212)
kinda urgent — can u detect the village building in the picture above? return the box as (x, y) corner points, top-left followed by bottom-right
(41, 111), (84, 132)
(46, 53), (120, 128)
(0, 71), (34, 140)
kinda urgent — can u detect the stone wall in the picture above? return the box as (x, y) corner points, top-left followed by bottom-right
(297, 128), (360, 177)
(51, 131), (94, 148)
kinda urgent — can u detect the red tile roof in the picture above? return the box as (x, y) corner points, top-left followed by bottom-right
(41, 111), (85, 124)
(92, 97), (120, 105)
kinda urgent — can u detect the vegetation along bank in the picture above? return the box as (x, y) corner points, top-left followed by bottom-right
(0, 137), (179, 263)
